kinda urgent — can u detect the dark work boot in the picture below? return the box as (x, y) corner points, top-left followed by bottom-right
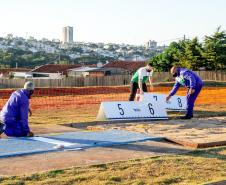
(0, 122), (6, 135)
(180, 115), (193, 119)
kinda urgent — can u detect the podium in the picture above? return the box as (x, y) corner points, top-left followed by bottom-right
(96, 93), (187, 121)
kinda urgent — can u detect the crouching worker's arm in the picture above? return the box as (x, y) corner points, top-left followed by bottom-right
(19, 100), (34, 137)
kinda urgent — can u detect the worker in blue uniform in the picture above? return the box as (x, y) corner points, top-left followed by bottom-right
(166, 66), (203, 119)
(0, 81), (35, 137)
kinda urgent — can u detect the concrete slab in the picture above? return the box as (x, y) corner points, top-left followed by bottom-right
(0, 140), (191, 176)
(0, 130), (163, 158)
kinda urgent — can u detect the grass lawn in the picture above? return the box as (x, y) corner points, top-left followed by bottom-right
(0, 147), (225, 185)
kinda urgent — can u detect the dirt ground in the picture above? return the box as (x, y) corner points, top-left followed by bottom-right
(1, 87), (226, 124)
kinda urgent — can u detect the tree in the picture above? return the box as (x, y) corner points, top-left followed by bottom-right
(180, 38), (204, 70)
(149, 38), (205, 71)
(202, 27), (226, 70)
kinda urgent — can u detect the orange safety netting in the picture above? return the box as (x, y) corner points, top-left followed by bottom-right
(0, 86), (226, 111)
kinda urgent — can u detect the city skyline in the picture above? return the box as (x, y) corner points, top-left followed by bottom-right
(0, 0), (225, 45)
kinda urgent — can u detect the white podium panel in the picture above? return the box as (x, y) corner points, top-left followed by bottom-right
(143, 93), (187, 111)
(96, 101), (168, 121)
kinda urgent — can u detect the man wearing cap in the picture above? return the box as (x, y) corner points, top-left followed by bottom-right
(166, 66), (203, 119)
(129, 63), (154, 101)
(0, 81), (35, 137)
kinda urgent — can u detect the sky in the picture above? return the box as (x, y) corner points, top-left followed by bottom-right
(0, 0), (225, 45)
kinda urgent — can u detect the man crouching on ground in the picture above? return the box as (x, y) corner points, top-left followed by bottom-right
(166, 66), (203, 119)
(0, 81), (35, 137)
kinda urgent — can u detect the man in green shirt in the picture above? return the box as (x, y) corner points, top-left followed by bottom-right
(129, 63), (154, 101)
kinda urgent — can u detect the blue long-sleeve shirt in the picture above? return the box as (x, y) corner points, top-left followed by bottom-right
(0, 89), (30, 135)
(169, 68), (203, 96)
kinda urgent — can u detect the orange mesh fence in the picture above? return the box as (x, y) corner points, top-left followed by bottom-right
(0, 86), (226, 111)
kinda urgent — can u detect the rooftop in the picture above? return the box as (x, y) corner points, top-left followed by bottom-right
(0, 68), (30, 75)
(102, 61), (146, 72)
(31, 64), (82, 75)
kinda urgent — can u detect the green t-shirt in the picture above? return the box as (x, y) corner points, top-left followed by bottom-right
(131, 67), (153, 83)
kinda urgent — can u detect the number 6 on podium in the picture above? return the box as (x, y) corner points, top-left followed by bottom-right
(148, 103), (155, 115)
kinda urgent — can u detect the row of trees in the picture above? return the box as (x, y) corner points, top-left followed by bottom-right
(149, 27), (226, 71)
(0, 48), (73, 68)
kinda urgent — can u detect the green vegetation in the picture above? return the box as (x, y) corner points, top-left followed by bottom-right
(150, 27), (226, 71)
(0, 49), (70, 68)
(0, 147), (225, 185)
(0, 48), (119, 68)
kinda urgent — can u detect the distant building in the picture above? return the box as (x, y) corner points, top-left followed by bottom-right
(146, 40), (157, 50)
(6, 34), (13, 40)
(68, 66), (128, 77)
(102, 61), (146, 74)
(11, 72), (33, 79)
(31, 64), (82, 78)
(0, 68), (30, 78)
(62, 26), (73, 43)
